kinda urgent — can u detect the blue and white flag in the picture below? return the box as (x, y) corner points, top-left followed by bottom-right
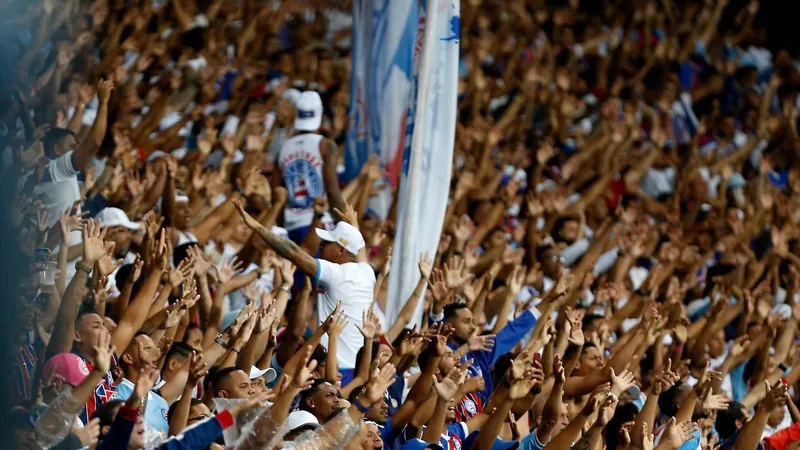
(385, 0), (460, 328)
(345, 0), (419, 186)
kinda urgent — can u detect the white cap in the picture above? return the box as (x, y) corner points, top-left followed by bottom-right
(96, 208), (140, 230)
(294, 91), (323, 131)
(285, 410), (321, 432)
(315, 222), (365, 255)
(249, 365), (278, 383)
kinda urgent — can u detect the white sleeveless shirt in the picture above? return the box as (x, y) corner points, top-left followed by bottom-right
(278, 133), (326, 231)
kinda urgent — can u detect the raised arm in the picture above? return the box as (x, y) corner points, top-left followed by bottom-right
(111, 229), (168, 352)
(322, 138), (346, 215)
(72, 79), (114, 171)
(46, 219), (108, 359)
(233, 199), (318, 276)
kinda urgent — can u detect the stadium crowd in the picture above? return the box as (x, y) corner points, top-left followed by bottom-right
(1, 0), (800, 449)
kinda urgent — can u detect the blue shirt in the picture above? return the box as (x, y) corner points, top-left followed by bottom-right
(519, 428), (545, 450)
(445, 309), (540, 402)
(115, 378), (170, 436)
(398, 422), (469, 450)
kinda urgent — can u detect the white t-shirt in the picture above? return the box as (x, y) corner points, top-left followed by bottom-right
(34, 151), (81, 227)
(315, 258), (376, 369)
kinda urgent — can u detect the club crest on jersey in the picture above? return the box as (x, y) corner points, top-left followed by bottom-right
(284, 159), (322, 209)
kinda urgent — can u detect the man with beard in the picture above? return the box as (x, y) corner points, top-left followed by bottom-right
(115, 334), (169, 436)
(440, 302), (540, 404)
(299, 379), (343, 424)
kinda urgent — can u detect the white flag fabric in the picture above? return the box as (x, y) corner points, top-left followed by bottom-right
(385, 0), (460, 329)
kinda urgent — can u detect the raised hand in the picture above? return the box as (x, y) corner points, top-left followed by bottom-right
(381, 247), (393, 277)
(97, 78), (115, 104)
(507, 265), (526, 295)
(432, 365), (467, 401)
(596, 394), (620, 427)
(82, 218), (110, 263)
(660, 418), (698, 450)
(467, 329), (496, 352)
(610, 367), (636, 395)
(233, 198), (262, 230)
(333, 201), (359, 229)
(418, 252), (433, 280)
(92, 329), (116, 374)
(279, 258), (296, 282)
(290, 345), (318, 391)
(216, 256), (244, 285)
(357, 307), (380, 339)
(59, 210), (83, 239)
(430, 269), (450, 305)
(97, 242), (123, 277)
(133, 366), (160, 401)
(187, 352), (209, 386)
(444, 255), (474, 289)
(170, 257), (194, 288)
(361, 363), (397, 406)
(703, 393), (729, 412)
(327, 306), (349, 339)
(72, 418), (100, 447)
(564, 306), (585, 347)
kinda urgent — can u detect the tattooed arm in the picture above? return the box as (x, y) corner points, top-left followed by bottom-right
(233, 200), (319, 276)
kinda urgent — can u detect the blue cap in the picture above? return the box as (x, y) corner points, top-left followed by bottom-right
(400, 439), (444, 450)
(463, 431), (520, 450)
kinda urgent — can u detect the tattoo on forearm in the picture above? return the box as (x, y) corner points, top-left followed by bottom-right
(573, 427), (597, 450)
(257, 225), (301, 260)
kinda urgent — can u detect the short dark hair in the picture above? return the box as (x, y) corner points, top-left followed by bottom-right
(715, 402), (746, 441)
(167, 398), (204, 425)
(299, 378), (332, 412)
(443, 303), (469, 321)
(173, 244), (195, 268)
(657, 382), (684, 417)
(183, 322), (202, 340)
(492, 353), (514, 389)
(165, 342), (194, 367)
(211, 366), (245, 394)
(42, 128), (76, 158)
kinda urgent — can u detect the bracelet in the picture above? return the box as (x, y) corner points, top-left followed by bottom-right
(279, 285), (291, 293)
(215, 334), (230, 349)
(231, 348), (240, 354)
(353, 396), (371, 414)
(75, 260), (93, 274)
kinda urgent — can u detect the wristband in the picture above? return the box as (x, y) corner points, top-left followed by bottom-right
(215, 334), (230, 349)
(353, 396), (371, 414)
(75, 260), (93, 274)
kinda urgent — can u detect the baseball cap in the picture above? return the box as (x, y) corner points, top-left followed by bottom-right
(294, 91), (323, 131)
(400, 439), (445, 450)
(249, 365), (278, 383)
(96, 207), (141, 230)
(42, 353), (91, 387)
(285, 410), (321, 433)
(315, 222), (365, 255)
(462, 432), (519, 450)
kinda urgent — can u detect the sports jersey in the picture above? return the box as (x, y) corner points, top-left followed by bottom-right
(74, 350), (119, 424)
(278, 133), (326, 231)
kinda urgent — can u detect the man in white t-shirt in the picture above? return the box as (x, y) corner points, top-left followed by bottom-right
(233, 199), (374, 370)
